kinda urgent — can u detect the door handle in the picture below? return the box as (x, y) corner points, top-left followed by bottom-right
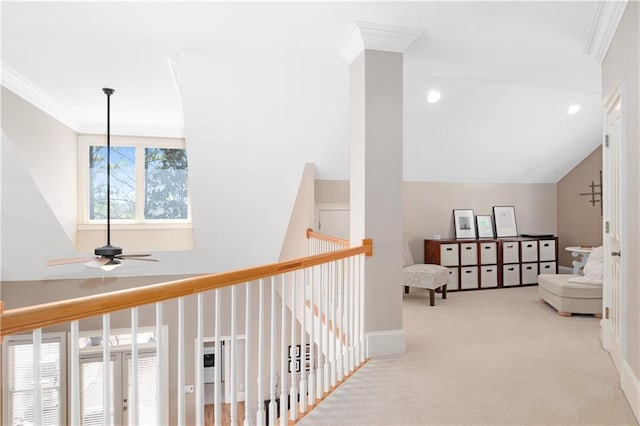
(611, 251), (621, 257)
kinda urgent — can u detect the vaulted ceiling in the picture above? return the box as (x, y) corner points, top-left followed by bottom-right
(2, 1), (605, 183)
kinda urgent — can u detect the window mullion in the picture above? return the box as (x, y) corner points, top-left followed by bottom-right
(136, 146), (146, 223)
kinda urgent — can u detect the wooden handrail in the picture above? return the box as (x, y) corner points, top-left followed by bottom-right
(306, 228), (350, 247)
(1, 243), (372, 338)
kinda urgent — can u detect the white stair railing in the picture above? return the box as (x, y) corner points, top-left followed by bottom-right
(1, 231), (370, 426)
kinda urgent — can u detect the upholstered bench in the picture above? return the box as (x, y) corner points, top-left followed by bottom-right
(538, 274), (602, 317)
(403, 263), (450, 306)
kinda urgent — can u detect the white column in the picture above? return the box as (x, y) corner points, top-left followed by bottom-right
(341, 21), (421, 358)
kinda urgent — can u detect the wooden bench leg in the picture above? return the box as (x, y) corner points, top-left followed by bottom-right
(442, 284), (447, 299)
(404, 286), (409, 294)
(429, 289), (435, 306)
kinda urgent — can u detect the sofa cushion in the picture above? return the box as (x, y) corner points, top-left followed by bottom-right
(538, 274), (602, 299)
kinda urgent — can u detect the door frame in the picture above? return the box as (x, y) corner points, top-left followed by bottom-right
(601, 79), (626, 369)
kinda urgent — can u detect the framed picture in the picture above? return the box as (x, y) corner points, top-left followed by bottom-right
(453, 209), (476, 239)
(476, 215), (495, 238)
(493, 206), (518, 237)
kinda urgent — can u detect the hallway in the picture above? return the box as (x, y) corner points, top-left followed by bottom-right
(300, 286), (637, 425)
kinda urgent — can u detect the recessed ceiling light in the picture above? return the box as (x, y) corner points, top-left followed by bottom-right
(427, 89), (441, 104)
(568, 104), (581, 115)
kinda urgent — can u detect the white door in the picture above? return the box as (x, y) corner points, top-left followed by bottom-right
(80, 355), (120, 426)
(80, 350), (157, 426)
(123, 352), (158, 425)
(316, 207), (349, 240)
(602, 82), (624, 372)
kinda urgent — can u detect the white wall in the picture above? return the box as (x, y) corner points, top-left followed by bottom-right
(404, 181), (557, 260)
(1, 86), (78, 245)
(279, 163), (315, 261)
(317, 179), (557, 263)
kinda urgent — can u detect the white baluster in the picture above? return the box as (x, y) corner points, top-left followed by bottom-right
(33, 328), (42, 426)
(360, 254), (366, 363)
(280, 275), (288, 426)
(349, 256), (355, 373)
(70, 321), (80, 425)
(196, 294), (204, 426)
(316, 262), (323, 401)
(300, 268), (308, 413)
(354, 254), (360, 365)
(290, 271), (298, 421)
(131, 307), (139, 426)
(156, 303), (166, 425)
(336, 259), (344, 382)
(256, 280), (266, 425)
(323, 260), (330, 394)
(178, 297), (185, 426)
(214, 290), (222, 426)
(268, 277), (277, 425)
(308, 265), (316, 407)
(244, 282), (252, 426)
(101, 314), (111, 426)
(231, 286), (238, 425)
(330, 259), (337, 387)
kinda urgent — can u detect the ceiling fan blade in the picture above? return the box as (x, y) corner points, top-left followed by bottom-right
(124, 257), (160, 263)
(118, 253), (152, 258)
(47, 257), (95, 266)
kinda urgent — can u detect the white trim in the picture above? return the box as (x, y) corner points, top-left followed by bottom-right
(78, 122), (184, 139)
(622, 360), (640, 422)
(1, 63), (79, 130)
(584, 0), (629, 63)
(339, 21), (423, 65)
(365, 329), (406, 357)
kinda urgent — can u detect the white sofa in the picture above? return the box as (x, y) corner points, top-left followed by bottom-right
(538, 246), (603, 317)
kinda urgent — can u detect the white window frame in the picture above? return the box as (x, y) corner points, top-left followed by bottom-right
(78, 134), (192, 230)
(2, 332), (67, 426)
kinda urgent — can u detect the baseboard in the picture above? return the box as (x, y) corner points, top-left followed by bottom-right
(558, 266), (573, 274)
(622, 360), (640, 422)
(365, 329), (406, 357)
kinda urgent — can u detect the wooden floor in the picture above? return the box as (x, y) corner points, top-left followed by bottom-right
(205, 403), (246, 426)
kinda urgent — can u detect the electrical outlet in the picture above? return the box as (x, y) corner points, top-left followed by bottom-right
(185, 385), (194, 394)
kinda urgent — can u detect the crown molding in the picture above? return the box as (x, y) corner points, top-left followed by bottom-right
(339, 21), (423, 66)
(584, 0), (628, 63)
(1, 63), (79, 131)
(78, 122), (184, 139)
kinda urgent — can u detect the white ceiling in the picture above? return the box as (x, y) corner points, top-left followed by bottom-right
(1, 1), (604, 183)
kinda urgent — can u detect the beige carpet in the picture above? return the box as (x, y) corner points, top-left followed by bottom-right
(299, 286), (637, 425)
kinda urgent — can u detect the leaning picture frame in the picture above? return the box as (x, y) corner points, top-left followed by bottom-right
(476, 215), (495, 239)
(493, 206), (518, 237)
(453, 209), (476, 239)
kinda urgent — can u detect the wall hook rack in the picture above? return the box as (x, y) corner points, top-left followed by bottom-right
(579, 170), (603, 216)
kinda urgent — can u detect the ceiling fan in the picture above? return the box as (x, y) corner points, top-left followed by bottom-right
(47, 88), (158, 271)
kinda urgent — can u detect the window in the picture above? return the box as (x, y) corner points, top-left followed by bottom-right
(2, 333), (66, 426)
(80, 135), (190, 225)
